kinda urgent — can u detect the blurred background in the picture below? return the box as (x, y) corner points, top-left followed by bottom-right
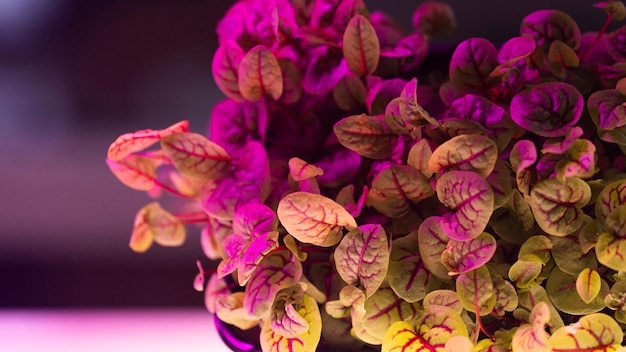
(0, 0), (612, 309)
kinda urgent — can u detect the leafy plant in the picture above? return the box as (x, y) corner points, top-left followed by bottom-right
(106, 0), (626, 350)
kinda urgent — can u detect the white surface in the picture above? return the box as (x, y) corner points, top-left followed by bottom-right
(0, 309), (232, 352)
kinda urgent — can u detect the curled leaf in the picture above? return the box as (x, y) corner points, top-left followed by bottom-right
(130, 202), (185, 253)
(343, 15), (380, 76)
(277, 192), (357, 247)
(436, 170), (495, 241)
(334, 224), (389, 297)
(107, 120), (189, 161)
(238, 45), (283, 101)
(212, 40), (245, 102)
(288, 157), (324, 182)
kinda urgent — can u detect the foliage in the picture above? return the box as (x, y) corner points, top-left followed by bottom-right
(106, 0), (626, 350)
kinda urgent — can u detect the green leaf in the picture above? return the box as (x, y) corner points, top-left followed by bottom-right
(596, 232), (626, 271)
(333, 72), (367, 111)
(512, 301), (551, 352)
(441, 232), (497, 275)
(423, 289), (463, 314)
(551, 235), (598, 275)
(520, 9), (581, 51)
(554, 139), (597, 181)
(487, 159), (513, 210)
(360, 284), (422, 344)
(429, 134), (498, 178)
(595, 179), (626, 223)
(368, 165), (434, 218)
(576, 268), (602, 304)
(510, 82), (584, 138)
(455, 266), (495, 315)
(407, 138), (433, 179)
(605, 203), (626, 238)
(490, 190), (535, 245)
(277, 192), (357, 247)
(334, 114), (396, 159)
(518, 285), (565, 333)
(548, 40), (579, 79)
(343, 15), (380, 76)
(334, 224), (389, 297)
(546, 267), (608, 315)
(399, 78), (439, 130)
(518, 235), (553, 265)
(417, 304), (469, 350)
(436, 170), (495, 241)
(161, 132), (231, 182)
(529, 177), (591, 236)
(491, 271), (519, 316)
(260, 293), (322, 352)
(604, 279), (626, 324)
(417, 216), (451, 281)
(238, 45), (283, 101)
(587, 89), (626, 144)
(509, 260), (543, 289)
(388, 231), (439, 302)
(549, 314), (623, 351)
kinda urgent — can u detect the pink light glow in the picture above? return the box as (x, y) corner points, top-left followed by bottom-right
(0, 310), (231, 352)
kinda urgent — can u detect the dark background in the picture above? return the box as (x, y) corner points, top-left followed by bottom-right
(0, 0), (611, 307)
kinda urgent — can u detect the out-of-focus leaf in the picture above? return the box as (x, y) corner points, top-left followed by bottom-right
(238, 45), (283, 101)
(606, 203), (626, 238)
(607, 25), (626, 62)
(368, 165), (434, 218)
(487, 159), (513, 209)
(215, 292), (260, 330)
(212, 40), (245, 102)
(232, 203), (277, 240)
(388, 231), (438, 302)
(342, 15), (380, 76)
(588, 88), (626, 145)
(520, 9), (581, 51)
(334, 113), (396, 159)
(548, 313), (623, 351)
(449, 38), (498, 95)
(261, 293), (322, 352)
(436, 170), (495, 241)
(518, 235), (553, 265)
(367, 77), (406, 115)
(595, 0), (626, 21)
(512, 302), (550, 352)
(510, 82), (584, 138)
(161, 132), (231, 182)
(490, 189), (535, 244)
(106, 154), (159, 192)
(551, 235), (598, 275)
(411, 1), (455, 36)
(303, 46), (349, 95)
(455, 266), (495, 315)
(423, 289), (463, 313)
(334, 224), (389, 297)
(605, 279), (626, 324)
(546, 267), (609, 315)
(288, 157), (324, 182)
(429, 134), (498, 178)
(518, 285), (565, 333)
(277, 191), (357, 247)
(441, 232), (497, 275)
(529, 177), (591, 236)
(277, 57), (303, 104)
(316, 147), (362, 188)
(129, 202), (185, 252)
(107, 120), (189, 161)
(548, 40), (580, 79)
(407, 139), (433, 179)
(209, 99), (268, 156)
(418, 216), (451, 281)
(495, 36), (536, 70)
(244, 250), (302, 319)
(333, 72), (367, 111)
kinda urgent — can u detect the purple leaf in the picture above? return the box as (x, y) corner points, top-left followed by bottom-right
(449, 38), (498, 95)
(232, 203), (278, 240)
(332, 0), (369, 34)
(244, 250), (302, 319)
(607, 25), (626, 61)
(200, 217), (232, 260)
(209, 99), (268, 156)
(277, 58), (303, 104)
(212, 41), (245, 102)
(496, 36), (536, 68)
(302, 46), (348, 95)
(588, 89), (626, 131)
(334, 224), (389, 297)
(510, 82), (583, 137)
(217, 233), (247, 278)
(542, 126), (584, 154)
(436, 170), (495, 241)
(366, 77), (407, 115)
(411, 1), (456, 36)
(370, 11), (405, 49)
(520, 9), (581, 51)
(315, 147), (362, 188)
(238, 231), (279, 286)
(378, 33), (429, 76)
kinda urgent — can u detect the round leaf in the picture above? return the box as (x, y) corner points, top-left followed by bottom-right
(605, 203), (626, 238)
(343, 15), (380, 76)
(277, 192), (357, 247)
(260, 294), (322, 352)
(441, 232), (497, 275)
(554, 139), (597, 181)
(520, 9), (581, 51)
(455, 266), (495, 316)
(551, 235), (598, 275)
(382, 321), (428, 352)
(429, 134), (498, 178)
(595, 179), (626, 223)
(510, 82), (583, 137)
(161, 132), (231, 182)
(423, 289), (463, 314)
(546, 267), (608, 315)
(212, 40), (245, 102)
(417, 216), (451, 281)
(508, 260), (543, 289)
(449, 38), (498, 95)
(596, 232), (626, 271)
(529, 177), (591, 236)
(129, 202), (185, 252)
(436, 170), (495, 241)
(362, 284), (422, 343)
(417, 304), (469, 350)
(238, 45), (283, 101)
(407, 138), (433, 179)
(334, 114), (395, 159)
(368, 165), (435, 218)
(518, 235), (553, 265)
(576, 268), (602, 304)
(549, 314), (623, 351)
(334, 224), (389, 297)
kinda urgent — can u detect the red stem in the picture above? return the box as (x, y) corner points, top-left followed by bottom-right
(580, 14), (613, 62)
(153, 179), (195, 199)
(175, 212), (209, 224)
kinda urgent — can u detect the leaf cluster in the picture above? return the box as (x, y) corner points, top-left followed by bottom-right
(105, 0), (626, 351)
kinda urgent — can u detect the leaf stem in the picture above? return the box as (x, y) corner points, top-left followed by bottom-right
(153, 179), (195, 199)
(175, 212), (210, 224)
(580, 13), (612, 62)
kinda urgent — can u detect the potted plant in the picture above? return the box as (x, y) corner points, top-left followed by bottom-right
(106, 0), (626, 350)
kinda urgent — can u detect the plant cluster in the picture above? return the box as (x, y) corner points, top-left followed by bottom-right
(106, 0), (626, 351)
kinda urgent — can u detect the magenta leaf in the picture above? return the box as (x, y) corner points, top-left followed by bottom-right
(443, 94), (516, 152)
(238, 231), (279, 286)
(369, 11), (404, 49)
(217, 233), (247, 278)
(510, 82), (583, 138)
(277, 58), (303, 105)
(588, 89), (626, 131)
(332, 0), (370, 34)
(315, 147), (362, 188)
(436, 170), (495, 241)
(607, 25), (626, 62)
(334, 224), (389, 297)
(368, 165), (435, 218)
(542, 126), (584, 154)
(212, 41), (245, 102)
(201, 217), (232, 260)
(520, 9), (581, 51)
(449, 37), (498, 95)
(441, 232), (497, 275)
(379, 33), (429, 76)
(334, 114), (396, 159)
(303, 46), (349, 95)
(366, 77), (407, 115)
(411, 1), (455, 36)
(496, 36), (536, 69)
(209, 99), (268, 156)
(244, 250), (303, 319)
(232, 203), (278, 239)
